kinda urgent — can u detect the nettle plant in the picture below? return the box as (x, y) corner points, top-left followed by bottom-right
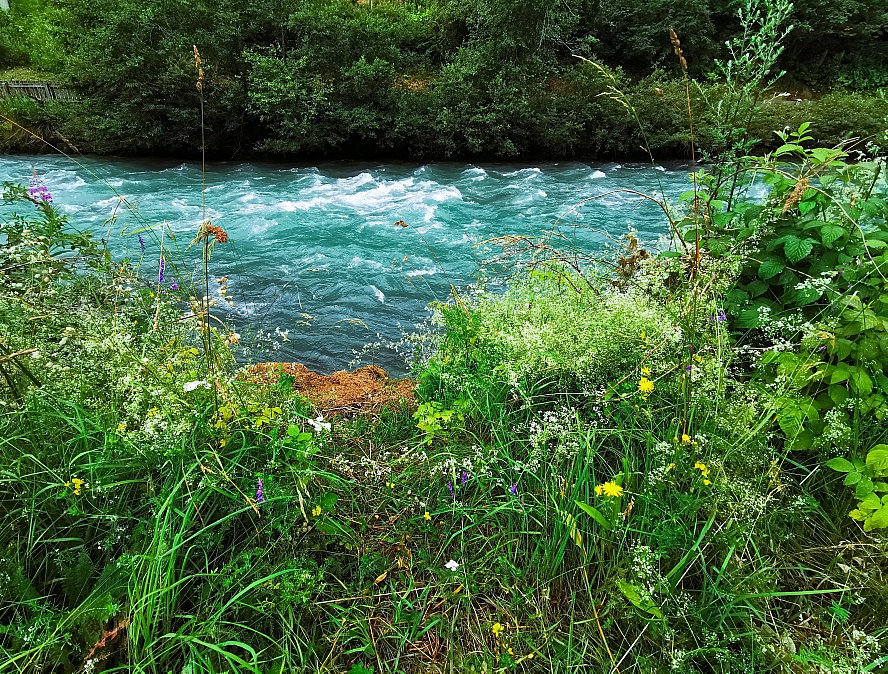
(694, 125), (888, 522)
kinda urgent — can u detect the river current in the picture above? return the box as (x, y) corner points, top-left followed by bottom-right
(2, 155), (692, 375)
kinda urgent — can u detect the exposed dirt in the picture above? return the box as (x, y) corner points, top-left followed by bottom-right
(244, 362), (416, 416)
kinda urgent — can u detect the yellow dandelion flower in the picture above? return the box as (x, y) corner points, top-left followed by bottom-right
(424, 511), (432, 521)
(638, 377), (654, 395)
(667, 462), (676, 471)
(681, 434), (691, 444)
(703, 479), (712, 486)
(641, 367), (651, 376)
(601, 481), (623, 498)
(594, 484), (604, 496)
(491, 622), (504, 637)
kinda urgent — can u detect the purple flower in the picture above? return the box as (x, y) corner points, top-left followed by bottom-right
(686, 364), (692, 373)
(447, 480), (454, 497)
(460, 471), (469, 485)
(138, 234), (145, 253)
(256, 478), (265, 504)
(818, 345), (827, 351)
(510, 483), (518, 495)
(718, 310), (727, 322)
(158, 257), (165, 284)
(28, 172), (53, 204)
(170, 279), (179, 291)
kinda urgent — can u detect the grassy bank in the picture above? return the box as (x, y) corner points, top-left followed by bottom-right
(1, 130), (887, 673)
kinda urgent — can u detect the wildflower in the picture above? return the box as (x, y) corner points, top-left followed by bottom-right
(311, 505), (322, 516)
(638, 377), (654, 395)
(600, 481), (623, 498)
(28, 171), (52, 204)
(444, 559), (460, 571)
(158, 257), (165, 284)
(694, 461), (710, 477)
(681, 434), (691, 444)
(65, 477), (89, 496)
(667, 462), (675, 471)
(170, 279), (179, 291)
(491, 623), (504, 637)
(641, 367), (651, 376)
(685, 364), (692, 373)
(510, 483), (518, 495)
(116, 421), (127, 433)
(460, 470), (469, 484)
(702, 479), (712, 486)
(138, 234), (145, 252)
(256, 478), (265, 504)
(447, 481), (454, 497)
(183, 380), (207, 392)
(424, 511), (432, 521)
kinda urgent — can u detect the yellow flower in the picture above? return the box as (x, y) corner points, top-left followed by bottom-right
(641, 367), (651, 376)
(601, 481), (623, 498)
(116, 421), (127, 433)
(703, 479), (712, 486)
(67, 477), (89, 496)
(638, 377), (654, 395)
(667, 462), (676, 471)
(694, 461), (710, 477)
(491, 622), (504, 637)
(594, 484), (604, 496)
(681, 434), (691, 444)
(508, 647), (514, 655)
(640, 331), (646, 340)
(424, 511), (432, 521)
(312, 505), (322, 517)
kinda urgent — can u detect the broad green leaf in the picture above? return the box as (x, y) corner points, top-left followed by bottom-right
(783, 236), (816, 263)
(574, 500), (611, 531)
(758, 259), (784, 280)
(864, 506), (888, 530)
(820, 224), (845, 247)
(825, 457), (854, 472)
(773, 143), (803, 157)
(849, 368), (873, 396)
(616, 579), (663, 619)
(859, 493), (881, 510)
(866, 446), (888, 473)
(828, 385), (849, 406)
(798, 198), (818, 216)
(844, 471), (862, 486)
(855, 477), (875, 499)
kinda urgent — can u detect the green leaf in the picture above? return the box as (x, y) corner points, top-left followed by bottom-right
(798, 198), (818, 216)
(820, 224), (845, 247)
(864, 506), (888, 530)
(844, 471), (862, 486)
(758, 259), (784, 280)
(859, 493), (881, 510)
(848, 368), (873, 396)
(616, 579), (663, 619)
(855, 477), (875, 499)
(866, 446), (888, 473)
(574, 500), (611, 531)
(783, 236), (816, 263)
(828, 385), (849, 406)
(825, 457), (855, 473)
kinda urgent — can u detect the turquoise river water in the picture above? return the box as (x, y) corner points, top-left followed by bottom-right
(2, 155), (692, 375)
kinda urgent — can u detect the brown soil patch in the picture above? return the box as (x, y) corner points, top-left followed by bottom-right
(244, 362), (416, 416)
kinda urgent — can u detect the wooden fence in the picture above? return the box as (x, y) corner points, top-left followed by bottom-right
(0, 80), (78, 102)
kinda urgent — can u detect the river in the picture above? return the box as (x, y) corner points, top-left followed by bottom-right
(2, 155), (692, 375)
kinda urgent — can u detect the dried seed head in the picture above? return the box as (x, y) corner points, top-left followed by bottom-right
(782, 177), (810, 213)
(669, 28), (682, 55)
(193, 45), (204, 91)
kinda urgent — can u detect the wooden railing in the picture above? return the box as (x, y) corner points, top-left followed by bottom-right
(0, 80), (78, 102)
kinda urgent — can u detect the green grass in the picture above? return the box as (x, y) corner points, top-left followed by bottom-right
(1, 146), (887, 673)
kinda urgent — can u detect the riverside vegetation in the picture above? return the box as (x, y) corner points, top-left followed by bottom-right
(2, 4), (888, 674)
(0, 0), (886, 158)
